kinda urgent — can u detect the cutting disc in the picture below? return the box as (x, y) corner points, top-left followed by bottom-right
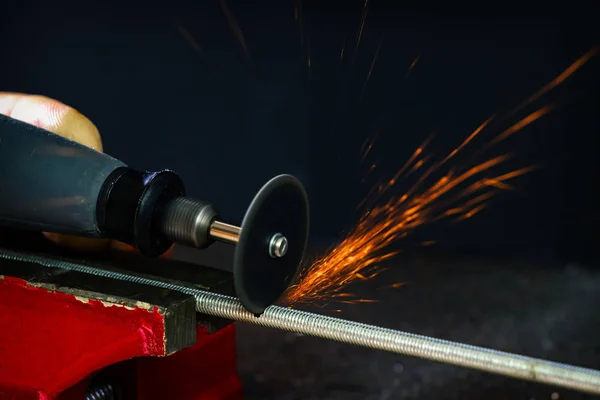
(233, 174), (309, 315)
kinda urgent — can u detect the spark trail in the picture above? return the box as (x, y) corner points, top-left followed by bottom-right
(357, 35), (384, 106)
(284, 49), (597, 307)
(352, 0), (370, 68)
(174, 18), (217, 74)
(405, 54), (421, 79)
(220, 0), (253, 67)
(511, 46), (598, 116)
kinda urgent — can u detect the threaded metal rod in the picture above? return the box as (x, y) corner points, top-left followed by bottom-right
(2, 250), (599, 395)
(85, 383), (114, 400)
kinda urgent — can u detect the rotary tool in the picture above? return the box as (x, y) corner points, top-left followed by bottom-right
(0, 113), (310, 314)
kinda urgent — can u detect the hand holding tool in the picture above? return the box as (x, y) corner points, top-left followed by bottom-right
(0, 113), (310, 314)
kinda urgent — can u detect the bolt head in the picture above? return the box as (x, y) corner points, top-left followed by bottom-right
(269, 233), (288, 258)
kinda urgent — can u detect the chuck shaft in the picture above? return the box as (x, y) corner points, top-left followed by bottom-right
(159, 197), (219, 249)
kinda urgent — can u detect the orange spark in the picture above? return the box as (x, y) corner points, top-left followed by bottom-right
(442, 115), (495, 164)
(359, 132), (378, 164)
(358, 35), (384, 106)
(492, 166), (539, 182)
(387, 282), (407, 289)
(483, 179), (514, 191)
(283, 138), (528, 305)
(356, 0), (370, 50)
(450, 205), (487, 222)
(406, 157), (430, 178)
(283, 48), (597, 308)
(351, 0), (370, 68)
(284, 110), (550, 306)
(512, 46), (598, 114)
(405, 54), (421, 79)
(386, 135), (433, 189)
(340, 36), (347, 60)
(355, 135), (433, 212)
(489, 105), (556, 146)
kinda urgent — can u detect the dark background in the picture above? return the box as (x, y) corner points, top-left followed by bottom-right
(1, 1), (600, 399)
(1, 0), (598, 262)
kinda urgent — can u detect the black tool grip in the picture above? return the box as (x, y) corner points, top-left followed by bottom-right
(0, 113), (126, 236)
